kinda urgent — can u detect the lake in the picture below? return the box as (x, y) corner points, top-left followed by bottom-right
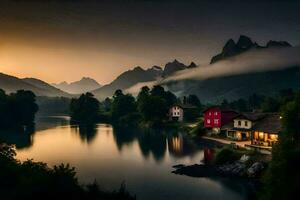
(1, 116), (252, 200)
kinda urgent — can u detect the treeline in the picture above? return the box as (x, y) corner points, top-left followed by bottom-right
(0, 143), (135, 200)
(70, 85), (202, 127)
(260, 91), (300, 200)
(220, 89), (296, 112)
(0, 89), (38, 129)
(37, 96), (70, 115)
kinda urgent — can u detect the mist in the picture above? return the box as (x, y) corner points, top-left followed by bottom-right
(126, 46), (300, 95)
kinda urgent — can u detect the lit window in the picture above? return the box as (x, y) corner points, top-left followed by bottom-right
(214, 119), (219, 124)
(207, 119), (211, 124)
(209, 112), (211, 116)
(215, 112), (218, 116)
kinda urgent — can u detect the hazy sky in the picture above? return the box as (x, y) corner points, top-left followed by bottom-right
(0, 0), (299, 84)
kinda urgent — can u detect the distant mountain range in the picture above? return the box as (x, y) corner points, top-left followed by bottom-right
(210, 35), (291, 64)
(53, 77), (101, 94)
(0, 73), (71, 97)
(0, 35), (298, 103)
(92, 66), (163, 99)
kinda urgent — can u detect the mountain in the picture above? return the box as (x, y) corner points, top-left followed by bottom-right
(92, 66), (163, 99)
(162, 59), (188, 77)
(165, 66), (300, 103)
(22, 78), (71, 97)
(210, 35), (291, 64)
(0, 73), (71, 97)
(53, 77), (101, 94)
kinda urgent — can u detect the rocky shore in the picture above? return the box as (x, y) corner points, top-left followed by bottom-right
(172, 154), (267, 179)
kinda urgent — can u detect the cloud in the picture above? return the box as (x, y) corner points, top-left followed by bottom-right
(126, 46), (300, 94)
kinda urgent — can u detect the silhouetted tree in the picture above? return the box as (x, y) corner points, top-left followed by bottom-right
(111, 90), (137, 121)
(0, 89), (38, 129)
(70, 92), (100, 124)
(262, 92), (300, 200)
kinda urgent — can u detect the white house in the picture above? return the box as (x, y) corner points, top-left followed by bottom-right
(224, 113), (266, 141)
(169, 105), (184, 122)
(169, 104), (197, 122)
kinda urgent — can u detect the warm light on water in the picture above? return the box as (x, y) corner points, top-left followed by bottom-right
(12, 117), (250, 200)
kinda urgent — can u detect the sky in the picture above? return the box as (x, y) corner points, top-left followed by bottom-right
(0, 0), (299, 84)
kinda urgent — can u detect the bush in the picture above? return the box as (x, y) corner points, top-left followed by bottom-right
(214, 147), (241, 165)
(189, 119), (206, 138)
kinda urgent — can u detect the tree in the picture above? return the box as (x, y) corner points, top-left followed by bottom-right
(187, 94), (202, 108)
(139, 95), (168, 125)
(70, 92), (100, 124)
(262, 93), (300, 200)
(0, 89), (38, 128)
(111, 90), (137, 121)
(261, 97), (280, 112)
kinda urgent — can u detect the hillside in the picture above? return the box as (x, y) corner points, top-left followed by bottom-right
(92, 66), (163, 99)
(0, 73), (71, 97)
(53, 77), (101, 94)
(166, 66), (300, 103)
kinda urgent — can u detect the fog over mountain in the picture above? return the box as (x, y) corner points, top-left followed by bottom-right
(126, 43), (300, 102)
(53, 77), (101, 94)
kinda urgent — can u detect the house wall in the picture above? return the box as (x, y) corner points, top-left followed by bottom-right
(204, 107), (221, 128)
(169, 106), (184, 121)
(233, 119), (252, 129)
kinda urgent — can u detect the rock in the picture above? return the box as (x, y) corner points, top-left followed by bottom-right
(247, 162), (265, 178)
(217, 161), (247, 177)
(172, 164), (185, 169)
(240, 154), (250, 163)
(172, 164), (221, 177)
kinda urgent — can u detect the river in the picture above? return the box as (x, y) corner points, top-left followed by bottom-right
(0, 116), (252, 200)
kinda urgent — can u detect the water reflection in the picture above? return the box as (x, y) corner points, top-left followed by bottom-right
(5, 116), (251, 200)
(72, 124), (98, 144)
(0, 125), (35, 149)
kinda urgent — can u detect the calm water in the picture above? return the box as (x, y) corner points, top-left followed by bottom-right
(1, 116), (252, 200)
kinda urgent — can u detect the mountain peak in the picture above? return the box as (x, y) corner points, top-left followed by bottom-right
(236, 35), (254, 49)
(53, 77), (101, 94)
(163, 59), (187, 77)
(210, 35), (291, 64)
(187, 62), (197, 68)
(266, 40), (292, 48)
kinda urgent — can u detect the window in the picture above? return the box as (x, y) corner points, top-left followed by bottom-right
(209, 112), (211, 116)
(207, 119), (211, 124)
(238, 121), (241, 126)
(245, 121), (248, 127)
(214, 119), (219, 124)
(215, 112), (218, 116)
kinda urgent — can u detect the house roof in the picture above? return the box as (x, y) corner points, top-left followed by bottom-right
(234, 112), (267, 121)
(203, 106), (237, 113)
(172, 103), (197, 109)
(251, 113), (282, 134)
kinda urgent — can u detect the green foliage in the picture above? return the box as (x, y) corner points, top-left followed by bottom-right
(214, 147), (241, 165)
(187, 94), (202, 109)
(261, 92), (300, 200)
(111, 90), (137, 121)
(0, 89), (38, 128)
(70, 93), (100, 124)
(137, 85), (177, 126)
(37, 96), (71, 115)
(189, 119), (206, 138)
(0, 143), (136, 200)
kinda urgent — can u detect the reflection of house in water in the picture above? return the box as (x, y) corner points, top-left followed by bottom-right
(167, 134), (197, 158)
(204, 148), (215, 165)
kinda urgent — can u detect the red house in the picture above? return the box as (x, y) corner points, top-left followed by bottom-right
(204, 107), (239, 133)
